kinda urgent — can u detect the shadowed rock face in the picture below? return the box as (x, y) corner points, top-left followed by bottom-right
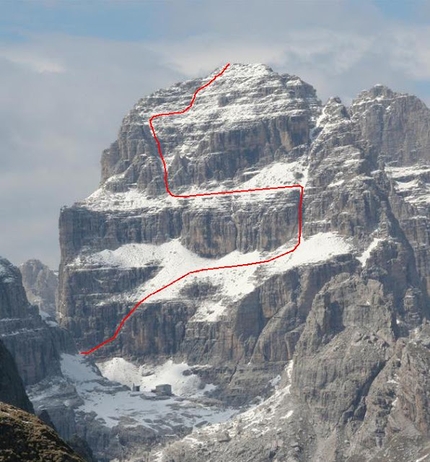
(57, 64), (430, 460)
(0, 339), (33, 414)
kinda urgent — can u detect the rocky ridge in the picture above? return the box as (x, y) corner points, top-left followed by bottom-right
(57, 64), (430, 461)
(0, 257), (95, 459)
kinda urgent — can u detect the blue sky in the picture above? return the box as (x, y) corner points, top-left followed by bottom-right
(1, 0), (430, 268)
(1, 1), (429, 43)
(1, 1), (169, 42)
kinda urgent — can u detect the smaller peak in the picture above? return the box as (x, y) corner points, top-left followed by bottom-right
(0, 257), (19, 283)
(315, 96), (349, 130)
(354, 85), (397, 104)
(285, 74), (309, 86)
(324, 96), (348, 116)
(20, 259), (44, 267)
(326, 96), (343, 106)
(20, 259), (53, 273)
(366, 84), (395, 99)
(0, 256), (12, 269)
(228, 62), (273, 71)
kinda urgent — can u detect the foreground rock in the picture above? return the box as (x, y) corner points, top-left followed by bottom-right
(0, 402), (84, 462)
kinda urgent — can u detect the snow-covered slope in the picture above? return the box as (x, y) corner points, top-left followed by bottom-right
(97, 357), (216, 397)
(28, 353), (237, 460)
(73, 232), (352, 323)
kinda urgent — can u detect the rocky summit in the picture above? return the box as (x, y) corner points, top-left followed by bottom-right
(7, 63), (430, 461)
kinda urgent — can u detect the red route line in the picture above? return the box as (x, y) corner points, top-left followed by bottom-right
(81, 63), (304, 355)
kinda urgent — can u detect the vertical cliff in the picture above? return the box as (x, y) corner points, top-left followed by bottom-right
(0, 339), (33, 413)
(56, 64), (430, 461)
(20, 259), (58, 319)
(0, 257), (76, 386)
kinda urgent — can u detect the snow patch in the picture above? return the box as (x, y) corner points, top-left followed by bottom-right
(240, 159), (308, 189)
(97, 358), (215, 398)
(395, 178), (420, 191)
(61, 354), (101, 384)
(415, 454), (430, 462)
(56, 354), (235, 430)
(83, 187), (180, 212)
(72, 232), (352, 323)
(269, 375), (281, 388)
(280, 410), (294, 420)
(357, 238), (383, 266)
(385, 166), (430, 179)
(39, 309), (58, 327)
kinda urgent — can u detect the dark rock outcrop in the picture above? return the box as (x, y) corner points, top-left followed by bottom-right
(0, 339), (33, 414)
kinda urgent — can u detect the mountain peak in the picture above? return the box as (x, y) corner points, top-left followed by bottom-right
(94, 63), (320, 195)
(352, 84), (399, 107)
(222, 62), (274, 75)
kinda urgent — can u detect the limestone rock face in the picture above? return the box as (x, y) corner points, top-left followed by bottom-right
(99, 64), (318, 193)
(0, 257), (114, 460)
(20, 259), (58, 318)
(0, 257), (29, 319)
(0, 257), (76, 385)
(57, 64), (430, 460)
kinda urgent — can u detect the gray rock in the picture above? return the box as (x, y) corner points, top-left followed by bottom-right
(20, 259), (58, 318)
(53, 64), (430, 461)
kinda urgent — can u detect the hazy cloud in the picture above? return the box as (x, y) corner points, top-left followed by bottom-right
(1, 1), (430, 268)
(0, 34), (185, 267)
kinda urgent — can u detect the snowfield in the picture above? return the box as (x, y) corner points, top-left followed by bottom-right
(48, 354), (235, 430)
(97, 357), (216, 398)
(82, 156), (307, 213)
(72, 232), (352, 323)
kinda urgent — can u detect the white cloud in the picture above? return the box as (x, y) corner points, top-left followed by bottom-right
(0, 34), (186, 268)
(0, 45), (65, 73)
(383, 25), (430, 80)
(1, 2), (430, 268)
